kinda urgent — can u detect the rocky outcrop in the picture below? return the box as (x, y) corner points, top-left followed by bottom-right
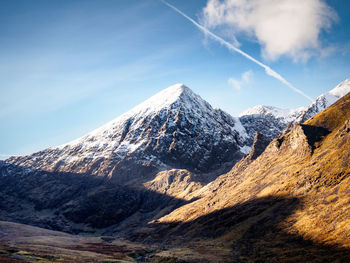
(267, 124), (329, 157)
(230, 132), (271, 175)
(247, 132), (271, 161)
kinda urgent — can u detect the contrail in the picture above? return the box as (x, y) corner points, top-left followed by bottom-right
(161, 0), (313, 102)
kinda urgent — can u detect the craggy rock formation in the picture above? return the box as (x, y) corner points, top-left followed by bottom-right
(268, 124), (329, 157)
(246, 132), (271, 161)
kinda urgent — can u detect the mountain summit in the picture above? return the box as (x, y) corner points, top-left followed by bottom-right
(8, 84), (248, 183)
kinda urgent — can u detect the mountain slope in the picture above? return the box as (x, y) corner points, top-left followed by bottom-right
(7, 84), (248, 184)
(136, 92), (350, 262)
(298, 78), (350, 122)
(0, 84), (250, 234)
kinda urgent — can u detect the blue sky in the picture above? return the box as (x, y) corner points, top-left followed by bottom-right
(1, 0), (349, 158)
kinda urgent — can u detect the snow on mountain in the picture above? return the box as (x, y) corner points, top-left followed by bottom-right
(297, 78), (350, 123)
(7, 84), (248, 182)
(239, 105), (306, 144)
(239, 78), (350, 143)
(239, 105), (305, 124)
(6, 79), (350, 183)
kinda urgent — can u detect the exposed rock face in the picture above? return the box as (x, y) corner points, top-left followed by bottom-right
(268, 124), (330, 157)
(230, 132), (271, 175)
(7, 84), (248, 184)
(247, 132), (271, 161)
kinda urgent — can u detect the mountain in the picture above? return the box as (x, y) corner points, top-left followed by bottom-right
(239, 78), (350, 143)
(6, 84), (248, 184)
(136, 92), (350, 262)
(0, 84), (250, 233)
(1, 80), (350, 262)
(6, 79), (350, 182)
(239, 105), (305, 143)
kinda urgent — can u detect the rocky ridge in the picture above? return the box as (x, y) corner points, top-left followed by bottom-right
(239, 78), (350, 143)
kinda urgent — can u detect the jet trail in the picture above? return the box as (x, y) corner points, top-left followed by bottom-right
(161, 0), (313, 102)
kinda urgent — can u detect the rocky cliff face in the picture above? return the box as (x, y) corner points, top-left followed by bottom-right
(7, 84), (248, 184)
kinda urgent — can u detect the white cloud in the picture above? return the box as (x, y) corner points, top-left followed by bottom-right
(228, 70), (252, 90)
(201, 0), (337, 62)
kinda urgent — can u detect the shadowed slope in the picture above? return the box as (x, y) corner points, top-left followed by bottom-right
(135, 196), (350, 262)
(0, 162), (193, 233)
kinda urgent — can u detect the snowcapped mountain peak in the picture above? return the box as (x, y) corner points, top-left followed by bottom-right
(238, 78), (350, 143)
(239, 105), (305, 123)
(8, 83), (248, 181)
(121, 83), (191, 116)
(135, 83), (189, 109)
(297, 78), (350, 123)
(113, 83), (210, 121)
(73, 83), (209, 144)
(329, 78), (350, 97)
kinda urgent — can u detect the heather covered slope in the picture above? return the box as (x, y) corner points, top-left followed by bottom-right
(135, 93), (350, 262)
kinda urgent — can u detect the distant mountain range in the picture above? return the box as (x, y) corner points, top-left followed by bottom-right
(239, 78), (350, 143)
(6, 78), (350, 183)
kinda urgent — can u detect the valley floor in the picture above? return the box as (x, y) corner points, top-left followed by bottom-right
(0, 221), (234, 263)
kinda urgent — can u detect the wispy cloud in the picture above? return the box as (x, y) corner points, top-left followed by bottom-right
(161, 0), (313, 102)
(201, 0), (337, 62)
(228, 70), (252, 90)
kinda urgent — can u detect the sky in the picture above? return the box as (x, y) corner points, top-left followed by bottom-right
(1, 0), (350, 158)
